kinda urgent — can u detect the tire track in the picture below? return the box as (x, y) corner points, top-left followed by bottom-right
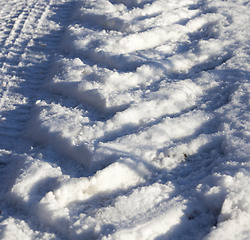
(1, 0), (244, 239)
(39, 0), (231, 171)
(0, 0), (43, 142)
(20, 0), (236, 238)
(0, 0), (77, 238)
(0, 0), (74, 147)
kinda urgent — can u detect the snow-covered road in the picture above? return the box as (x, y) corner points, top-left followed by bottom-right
(1, 0), (250, 239)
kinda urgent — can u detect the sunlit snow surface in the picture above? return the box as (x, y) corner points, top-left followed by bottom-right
(1, 0), (250, 239)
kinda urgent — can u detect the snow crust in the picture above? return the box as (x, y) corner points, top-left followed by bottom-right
(1, 0), (250, 239)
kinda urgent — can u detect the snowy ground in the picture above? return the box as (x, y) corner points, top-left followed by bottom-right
(1, 0), (250, 239)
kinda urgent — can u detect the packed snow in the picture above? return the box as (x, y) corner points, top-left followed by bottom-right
(1, 0), (250, 239)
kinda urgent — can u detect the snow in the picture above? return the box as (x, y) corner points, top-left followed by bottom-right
(1, 0), (250, 239)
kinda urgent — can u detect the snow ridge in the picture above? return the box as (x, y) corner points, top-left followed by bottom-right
(1, 0), (250, 239)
